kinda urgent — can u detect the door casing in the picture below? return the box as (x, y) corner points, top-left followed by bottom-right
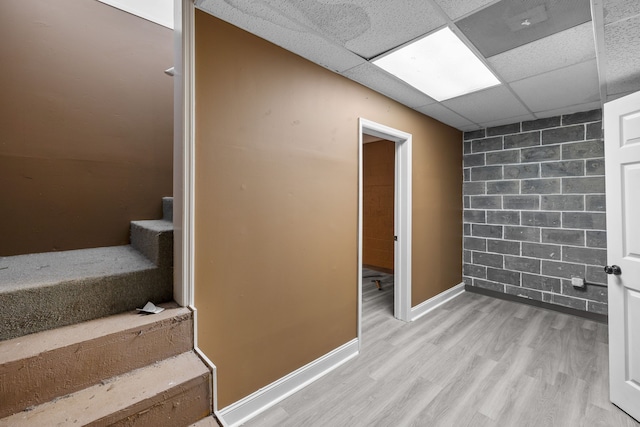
(358, 118), (412, 345)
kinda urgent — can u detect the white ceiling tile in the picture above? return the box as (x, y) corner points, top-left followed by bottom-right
(195, 0), (365, 72)
(342, 0), (446, 59)
(441, 85), (531, 124)
(415, 103), (475, 129)
(603, 0), (640, 24)
(478, 114), (536, 129)
(342, 62), (437, 108)
(432, 0), (497, 20)
(510, 59), (600, 113)
(604, 15), (640, 96)
(534, 101), (603, 119)
(488, 22), (596, 83)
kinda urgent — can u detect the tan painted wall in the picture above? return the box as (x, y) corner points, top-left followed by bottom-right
(363, 140), (395, 270)
(194, 11), (462, 408)
(0, 0), (173, 256)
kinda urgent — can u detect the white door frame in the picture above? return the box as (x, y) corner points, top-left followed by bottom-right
(358, 118), (412, 342)
(173, 0), (195, 307)
(173, 0), (222, 417)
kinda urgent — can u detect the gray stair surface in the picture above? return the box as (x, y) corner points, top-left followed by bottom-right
(163, 196), (174, 221)
(0, 197), (175, 341)
(131, 219), (173, 267)
(0, 245), (172, 341)
(131, 196), (173, 266)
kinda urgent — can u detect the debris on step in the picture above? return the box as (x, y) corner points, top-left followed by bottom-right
(136, 301), (165, 314)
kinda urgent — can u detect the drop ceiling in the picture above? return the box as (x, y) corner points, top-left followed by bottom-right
(195, 0), (640, 131)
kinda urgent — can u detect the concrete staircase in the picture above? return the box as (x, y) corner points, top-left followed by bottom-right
(0, 197), (175, 341)
(0, 197), (214, 425)
(0, 303), (212, 425)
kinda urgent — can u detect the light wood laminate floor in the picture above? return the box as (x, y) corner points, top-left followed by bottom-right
(243, 275), (639, 426)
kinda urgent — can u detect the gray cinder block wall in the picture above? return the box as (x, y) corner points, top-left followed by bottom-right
(462, 109), (607, 315)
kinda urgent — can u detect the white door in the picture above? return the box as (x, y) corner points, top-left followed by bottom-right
(605, 90), (640, 422)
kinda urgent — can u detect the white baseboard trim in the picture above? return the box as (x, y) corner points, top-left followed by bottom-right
(410, 282), (465, 322)
(216, 338), (359, 427)
(189, 305), (219, 417)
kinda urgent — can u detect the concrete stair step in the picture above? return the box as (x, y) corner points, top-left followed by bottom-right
(0, 303), (193, 418)
(130, 195), (173, 267)
(0, 351), (211, 427)
(0, 197), (210, 425)
(163, 196), (173, 222)
(0, 245), (173, 341)
(131, 219), (173, 267)
(190, 416), (220, 426)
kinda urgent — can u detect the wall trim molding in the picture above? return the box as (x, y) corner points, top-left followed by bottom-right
(98, 0), (174, 29)
(465, 285), (608, 324)
(189, 305), (218, 417)
(173, 0), (195, 307)
(216, 339), (359, 427)
(411, 282), (465, 321)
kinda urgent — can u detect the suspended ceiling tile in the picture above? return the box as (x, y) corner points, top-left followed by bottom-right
(342, 62), (437, 108)
(432, 0), (497, 20)
(510, 59), (600, 113)
(478, 114), (536, 129)
(195, 0), (365, 72)
(604, 15), (640, 96)
(534, 101), (602, 119)
(342, 0), (446, 59)
(441, 85), (531, 124)
(415, 103), (475, 129)
(488, 22), (596, 83)
(457, 0), (592, 57)
(603, 0), (640, 24)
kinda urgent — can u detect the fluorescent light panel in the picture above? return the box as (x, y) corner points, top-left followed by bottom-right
(373, 27), (500, 101)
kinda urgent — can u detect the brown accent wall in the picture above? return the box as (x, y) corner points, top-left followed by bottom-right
(194, 11), (462, 408)
(0, 0), (174, 256)
(363, 140), (395, 270)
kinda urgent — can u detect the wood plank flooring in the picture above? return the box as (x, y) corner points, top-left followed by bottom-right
(242, 273), (639, 426)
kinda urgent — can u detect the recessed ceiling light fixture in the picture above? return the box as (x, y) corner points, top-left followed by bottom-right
(372, 27), (501, 101)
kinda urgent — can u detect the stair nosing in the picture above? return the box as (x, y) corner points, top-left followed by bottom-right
(130, 219), (173, 230)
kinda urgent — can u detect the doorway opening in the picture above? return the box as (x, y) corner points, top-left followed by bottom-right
(358, 119), (412, 343)
(362, 136), (395, 321)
